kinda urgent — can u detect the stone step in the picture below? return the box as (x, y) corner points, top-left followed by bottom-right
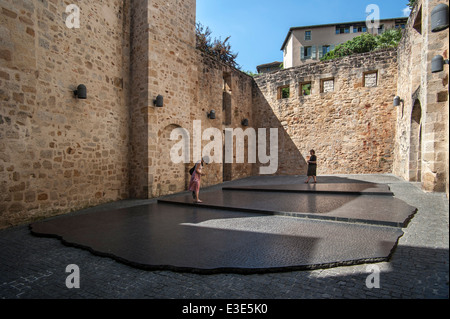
(222, 182), (393, 196)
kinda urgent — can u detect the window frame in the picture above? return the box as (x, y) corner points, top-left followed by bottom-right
(300, 81), (312, 97)
(320, 77), (335, 93)
(363, 70), (378, 88)
(303, 46), (312, 59)
(305, 30), (312, 41)
(322, 45), (330, 56)
(353, 25), (367, 33)
(277, 85), (290, 99)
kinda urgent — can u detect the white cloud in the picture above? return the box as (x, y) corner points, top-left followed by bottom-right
(402, 7), (411, 17)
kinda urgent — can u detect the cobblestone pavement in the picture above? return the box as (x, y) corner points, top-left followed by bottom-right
(0, 175), (448, 300)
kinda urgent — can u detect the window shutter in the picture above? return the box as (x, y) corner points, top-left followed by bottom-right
(319, 46), (323, 59)
(312, 46), (316, 59)
(300, 47), (305, 60)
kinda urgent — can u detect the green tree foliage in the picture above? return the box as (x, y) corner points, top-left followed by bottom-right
(243, 70), (259, 77)
(408, 0), (417, 9)
(195, 22), (239, 68)
(375, 28), (404, 48)
(322, 33), (377, 60)
(321, 28), (403, 61)
(281, 87), (290, 99)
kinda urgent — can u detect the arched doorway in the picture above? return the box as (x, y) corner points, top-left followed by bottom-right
(409, 100), (422, 182)
(156, 124), (189, 197)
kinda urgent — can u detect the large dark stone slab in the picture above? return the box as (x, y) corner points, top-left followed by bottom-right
(29, 178), (417, 274)
(159, 189), (416, 227)
(30, 203), (404, 274)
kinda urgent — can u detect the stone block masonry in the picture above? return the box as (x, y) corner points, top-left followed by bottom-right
(128, 0), (254, 199)
(253, 49), (398, 176)
(393, 0), (449, 194)
(0, 0), (255, 228)
(0, 0), (132, 228)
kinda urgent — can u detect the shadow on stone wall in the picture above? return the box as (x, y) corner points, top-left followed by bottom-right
(252, 84), (307, 176)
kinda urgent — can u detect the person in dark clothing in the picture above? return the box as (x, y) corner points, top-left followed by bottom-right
(305, 149), (317, 184)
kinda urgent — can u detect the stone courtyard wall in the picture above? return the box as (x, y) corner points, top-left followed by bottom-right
(127, 0), (254, 199)
(0, 0), (255, 228)
(0, 0), (132, 228)
(393, 0), (449, 194)
(253, 49), (398, 176)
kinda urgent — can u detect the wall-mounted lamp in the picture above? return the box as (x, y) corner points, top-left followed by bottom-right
(393, 96), (404, 107)
(241, 119), (249, 126)
(207, 110), (216, 119)
(73, 84), (87, 99)
(431, 4), (449, 32)
(154, 95), (164, 107)
(431, 55), (450, 73)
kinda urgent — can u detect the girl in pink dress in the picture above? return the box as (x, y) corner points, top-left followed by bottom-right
(189, 157), (207, 203)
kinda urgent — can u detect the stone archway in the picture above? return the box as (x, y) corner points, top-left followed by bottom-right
(156, 124), (189, 197)
(409, 100), (422, 182)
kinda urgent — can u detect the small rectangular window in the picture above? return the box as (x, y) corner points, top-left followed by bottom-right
(353, 25), (367, 33)
(303, 46), (312, 59)
(277, 85), (290, 99)
(305, 31), (311, 41)
(300, 82), (312, 96)
(364, 71), (378, 87)
(321, 78), (334, 93)
(413, 6), (422, 34)
(336, 26), (351, 34)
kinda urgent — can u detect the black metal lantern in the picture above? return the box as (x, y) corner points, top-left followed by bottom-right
(74, 84), (87, 99)
(207, 110), (216, 119)
(431, 4), (449, 32)
(431, 55), (450, 73)
(241, 119), (249, 126)
(393, 96), (403, 107)
(154, 95), (164, 107)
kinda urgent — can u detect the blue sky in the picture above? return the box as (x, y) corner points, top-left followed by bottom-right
(196, 0), (411, 73)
